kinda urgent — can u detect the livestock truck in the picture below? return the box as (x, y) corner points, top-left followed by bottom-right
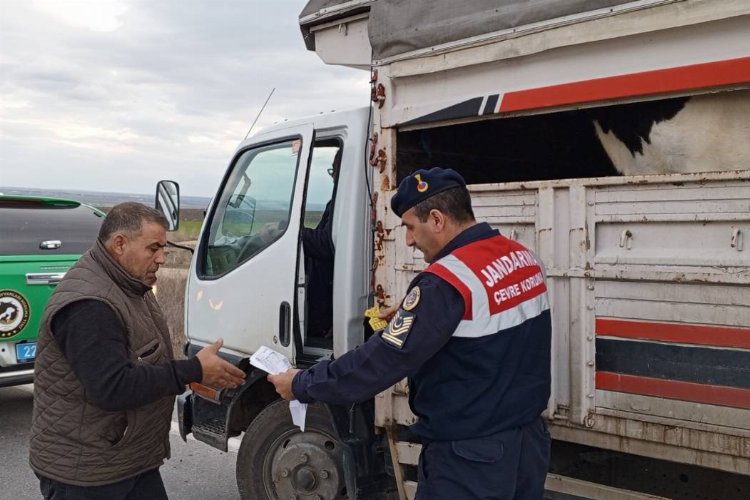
(169, 1), (750, 498)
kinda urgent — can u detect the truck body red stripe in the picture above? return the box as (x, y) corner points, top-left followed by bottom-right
(596, 318), (750, 349)
(501, 57), (750, 113)
(596, 371), (750, 410)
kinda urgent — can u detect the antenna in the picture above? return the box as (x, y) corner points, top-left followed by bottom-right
(245, 88), (275, 139)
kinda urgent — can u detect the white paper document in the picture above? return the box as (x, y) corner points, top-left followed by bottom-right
(249, 345), (292, 375)
(249, 345), (308, 432)
(289, 400), (308, 432)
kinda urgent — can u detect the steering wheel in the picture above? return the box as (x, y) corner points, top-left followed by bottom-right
(236, 220), (287, 262)
(237, 234), (265, 262)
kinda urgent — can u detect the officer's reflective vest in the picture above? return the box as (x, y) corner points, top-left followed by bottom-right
(426, 234), (550, 337)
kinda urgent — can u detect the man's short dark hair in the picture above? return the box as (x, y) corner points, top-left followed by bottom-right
(99, 202), (169, 241)
(412, 186), (475, 224)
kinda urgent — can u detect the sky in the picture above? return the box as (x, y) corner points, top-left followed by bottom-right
(0, 0), (370, 197)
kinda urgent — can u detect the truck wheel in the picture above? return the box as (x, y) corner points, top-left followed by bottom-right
(236, 399), (349, 499)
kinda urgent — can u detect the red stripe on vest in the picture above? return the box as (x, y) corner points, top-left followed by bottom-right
(425, 262), (473, 321)
(432, 235), (547, 316)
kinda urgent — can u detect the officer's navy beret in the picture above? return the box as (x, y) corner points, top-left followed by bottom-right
(391, 167), (466, 217)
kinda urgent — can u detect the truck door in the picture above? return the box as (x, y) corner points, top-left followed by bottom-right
(188, 126), (314, 359)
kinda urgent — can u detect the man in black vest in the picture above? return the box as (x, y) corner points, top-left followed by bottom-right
(30, 202), (245, 500)
(269, 168), (552, 499)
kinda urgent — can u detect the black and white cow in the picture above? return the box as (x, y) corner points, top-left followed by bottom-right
(398, 89), (749, 183)
(593, 89), (750, 176)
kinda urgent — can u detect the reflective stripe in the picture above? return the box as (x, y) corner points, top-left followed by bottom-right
(435, 247), (550, 339)
(437, 254), (487, 322)
(454, 293), (549, 338)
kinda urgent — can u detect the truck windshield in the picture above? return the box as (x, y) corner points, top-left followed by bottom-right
(201, 139), (301, 277)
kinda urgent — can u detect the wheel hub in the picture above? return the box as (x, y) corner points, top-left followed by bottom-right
(294, 466), (317, 491)
(269, 432), (343, 499)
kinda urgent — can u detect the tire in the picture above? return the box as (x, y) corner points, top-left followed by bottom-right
(236, 399), (349, 499)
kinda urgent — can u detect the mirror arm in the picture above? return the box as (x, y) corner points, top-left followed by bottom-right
(167, 240), (194, 254)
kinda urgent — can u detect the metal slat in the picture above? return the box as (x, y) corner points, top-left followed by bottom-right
(545, 473), (670, 499)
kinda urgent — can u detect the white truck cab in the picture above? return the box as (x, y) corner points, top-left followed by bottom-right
(174, 108), (388, 499)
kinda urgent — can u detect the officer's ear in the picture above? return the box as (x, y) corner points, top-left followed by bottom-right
(429, 209), (446, 232)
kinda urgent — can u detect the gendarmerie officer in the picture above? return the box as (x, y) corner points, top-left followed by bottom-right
(269, 167), (552, 499)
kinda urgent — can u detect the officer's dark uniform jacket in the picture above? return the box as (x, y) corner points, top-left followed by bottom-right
(293, 222), (551, 441)
(29, 240), (176, 486)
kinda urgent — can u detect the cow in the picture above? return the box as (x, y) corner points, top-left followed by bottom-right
(593, 89), (750, 176)
(397, 89), (750, 183)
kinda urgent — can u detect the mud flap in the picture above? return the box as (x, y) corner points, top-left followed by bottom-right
(176, 391), (193, 442)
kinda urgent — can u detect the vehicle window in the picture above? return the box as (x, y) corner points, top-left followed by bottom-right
(300, 143), (340, 348)
(0, 203), (103, 256)
(304, 145), (339, 228)
(201, 139), (301, 277)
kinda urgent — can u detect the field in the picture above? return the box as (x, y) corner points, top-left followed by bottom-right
(172, 208), (206, 242)
(168, 208), (325, 242)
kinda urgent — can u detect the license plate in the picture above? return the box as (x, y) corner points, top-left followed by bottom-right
(16, 342), (37, 363)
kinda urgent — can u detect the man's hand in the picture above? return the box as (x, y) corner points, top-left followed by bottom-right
(267, 368), (301, 401)
(195, 339), (246, 389)
(259, 222), (280, 243)
(377, 303), (399, 322)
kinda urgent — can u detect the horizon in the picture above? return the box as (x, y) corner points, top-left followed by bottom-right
(0, 185), (328, 211)
(0, 184), (208, 200)
(0, 185), (211, 209)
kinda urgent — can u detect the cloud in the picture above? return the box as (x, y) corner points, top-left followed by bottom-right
(0, 0), (370, 196)
(31, 0), (129, 32)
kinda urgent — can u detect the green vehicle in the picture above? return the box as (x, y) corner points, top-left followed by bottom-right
(0, 195), (104, 387)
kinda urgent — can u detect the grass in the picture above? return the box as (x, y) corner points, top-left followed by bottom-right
(166, 208), (205, 241)
(167, 209), (326, 242)
(169, 210), (323, 242)
(172, 219), (203, 242)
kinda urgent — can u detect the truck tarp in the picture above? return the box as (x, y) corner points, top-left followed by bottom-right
(300, 0), (637, 60)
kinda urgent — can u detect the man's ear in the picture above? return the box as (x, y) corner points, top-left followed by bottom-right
(430, 209), (446, 232)
(109, 233), (128, 256)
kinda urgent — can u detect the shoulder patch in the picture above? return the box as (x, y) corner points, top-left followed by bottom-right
(402, 286), (421, 311)
(381, 309), (416, 349)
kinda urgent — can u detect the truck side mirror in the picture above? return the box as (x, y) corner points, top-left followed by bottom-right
(155, 180), (180, 231)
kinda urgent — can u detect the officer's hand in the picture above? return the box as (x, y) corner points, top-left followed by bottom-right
(196, 339), (246, 389)
(267, 368), (300, 401)
(377, 303), (399, 322)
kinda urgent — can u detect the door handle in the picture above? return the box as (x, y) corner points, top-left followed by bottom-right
(619, 229), (633, 250)
(39, 240), (62, 250)
(26, 272), (66, 285)
(279, 301), (291, 347)
(731, 228), (743, 252)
